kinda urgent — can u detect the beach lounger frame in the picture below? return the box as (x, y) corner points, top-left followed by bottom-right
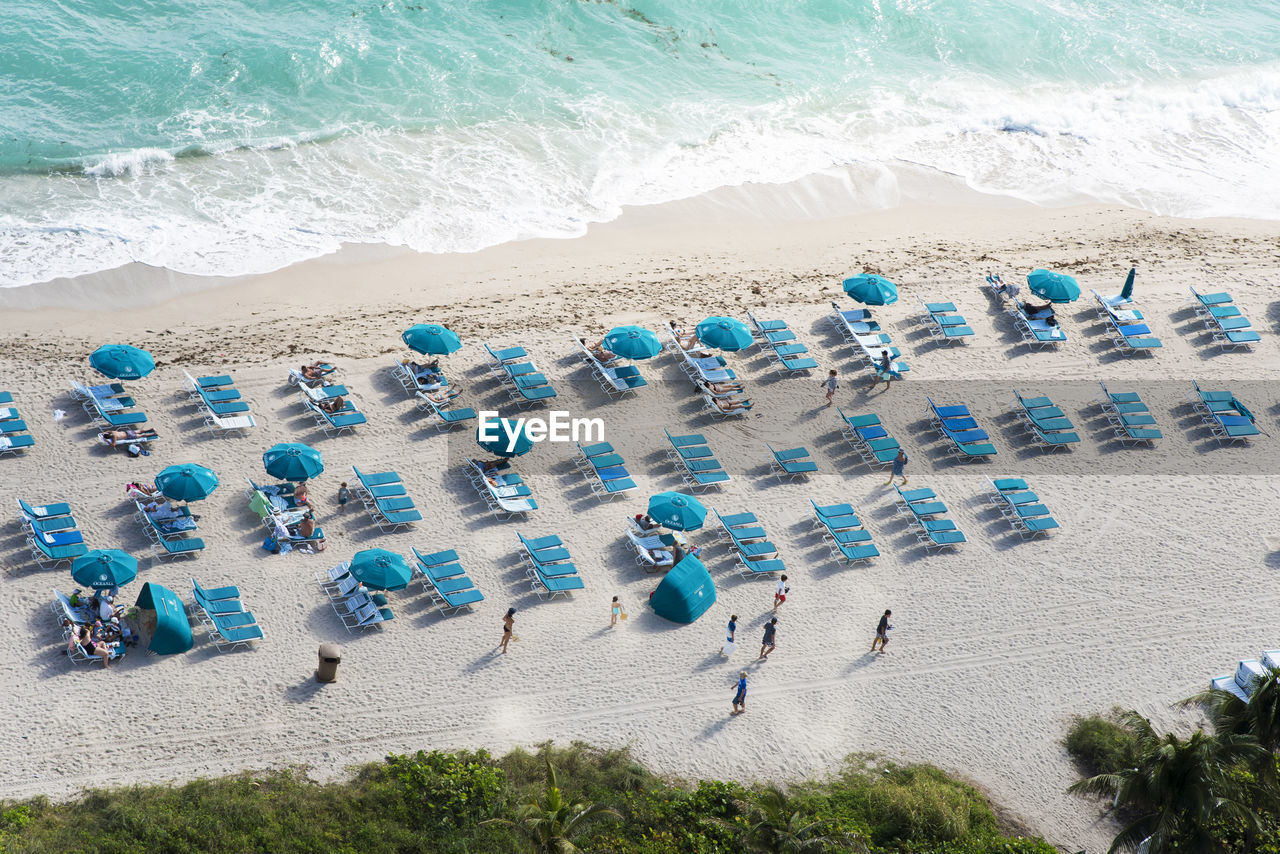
(574, 338), (648, 398)
(915, 297), (974, 345)
(1095, 381), (1163, 446)
(986, 477), (1060, 539)
(1091, 290), (1162, 356)
(1189, 287), (1261, 351)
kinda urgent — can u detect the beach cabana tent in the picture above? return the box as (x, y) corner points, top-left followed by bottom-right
(134, 582), (193, 655)
(650, 556), (716, 624)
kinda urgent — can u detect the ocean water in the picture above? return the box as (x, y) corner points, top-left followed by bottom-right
(2, 0), (1279, 287)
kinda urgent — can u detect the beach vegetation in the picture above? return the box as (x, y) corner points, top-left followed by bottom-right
(1064, 709), (1140, 776)
(0, 742), (1056, 853)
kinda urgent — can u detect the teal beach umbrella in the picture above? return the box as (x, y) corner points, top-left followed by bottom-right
(602, 326), (661, 360)
(263, 443), (325, 481)
(348, 549), (411, 591)
(842, 274), (898, 306)
(695, 317), (753, 351)
(646, 491), (707, 531)
(1120, 267), (1136, 301)
(72, 549), (138, 589)
(89, 345), (155, 380)
(476, 417), (535, 457)
(155, 464), (219, 502)
(1026, 269), (1081, 303)
(402, 323), (461, 355)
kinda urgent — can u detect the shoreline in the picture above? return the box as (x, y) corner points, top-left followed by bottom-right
(1, 195), (1279, 852)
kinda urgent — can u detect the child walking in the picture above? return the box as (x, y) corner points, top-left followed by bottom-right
(337, 481), (351, 512)
(821, 369), (838, 406)
(610, 596), (623, 628)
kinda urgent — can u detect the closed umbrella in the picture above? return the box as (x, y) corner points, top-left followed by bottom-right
(72, 549), (138, 590)
(89, 345), (155, 380)
(476, 417), (535, 457)
(402, 323), (462, 355)
(842, 274), (899, 306)
(348, 549), (411, 591)
(1120, 267), (1136, 301)
(695, 317), (753, 351)
(1026, 269), (1081, 303)
(602, 326), (661, 360)
(646, 491), (707, 531)
(155, 464), (219, 502)
(263, 443), (324, 481)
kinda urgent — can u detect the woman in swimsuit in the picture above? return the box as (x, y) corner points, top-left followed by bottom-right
(500, 608), (516, 654)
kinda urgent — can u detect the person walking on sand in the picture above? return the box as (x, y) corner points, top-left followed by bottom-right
(868, 349), (895, 392)
(760, 617), (778, 659)
(772, 575), (789, 613)
(337, 481), (350, 513)
(610, 596), (622, 628)
(821, 369), (838, 407)
(722, 614), (738, 655)
(871, 609), (893, 654)
(500, 607), (516, 654)
(884, 449), (908, 486)
(731, 670), (748, 715)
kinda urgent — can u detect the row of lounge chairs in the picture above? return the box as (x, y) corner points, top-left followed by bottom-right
(1190, 381), (1260, 445)
(390, 358), (478, 429)
(464, 457), (538, 519)
(746, 311), (819, 374)
(571, 442), (637, 499)
(1013, 389), (1080, 451)
(713, 510), (785, 579)
(767, 444), (817, 482)
(412, 547), (484, 614)
(986, 478), (1059, 539)
(1190, 287), (1261, 351)
(984, 274), (1067, 349)
(71, 380), (150, 430)
(915, 297), (974, 344)
(294, 369), (368, 436)
(189, 578), (263, 650)
(182, 370), (256, 436)
(1097, 381), (1162, 445)
(1091, 289), (1162, 354)
(666, 325), (754, 418)
(133, 497), (205, 560)
(1212, 651), (1280, 701)
(665, 429), (731, 491)
(575, 338), (649, 397)
(485, 344), (558, 407)
(838, 410), (903, 468)
(352, 466), (422, 532)
(926, 398), (997, 461)
(316, 562), (396, 632)
(624, 516), (677, 572)
(810, 500), (879, 564)
(829, 302), (911, 377)
(517, 533), (584, 599)
(20, 498), (88, 567)
(894, 485), (967, 551)
(0, 391), (35, 456)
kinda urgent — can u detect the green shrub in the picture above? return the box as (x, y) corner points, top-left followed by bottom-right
(1064, 708), (1139, 775)
(372, 749), (505, 828)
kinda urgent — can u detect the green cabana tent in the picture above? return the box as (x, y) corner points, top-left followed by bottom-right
(649, 556), (716, 624)
(135, 582), (193, 655)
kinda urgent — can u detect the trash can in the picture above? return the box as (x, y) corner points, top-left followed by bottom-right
(316, 642), (341, 683)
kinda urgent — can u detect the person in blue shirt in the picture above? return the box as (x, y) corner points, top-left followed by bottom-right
(731, 671), (748, 715)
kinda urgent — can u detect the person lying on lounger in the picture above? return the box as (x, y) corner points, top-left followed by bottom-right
(68, 623), (114, 668)
(710, 396), (753, 413)
(580, 338), (617, 364)
(404, 358), (444, 386)
(635, 514), (661, 531)
(317, 395), (348, 414)
(100, 428), (158, 446)
(420, 387), (463, 404)
(141, 500), (189, 521)
(301, 362), (335, 382)
(697, 378), (745, 395)
(669, 321), (700, 351)
(125, 481), (160, 499)
(1024, 301), (1054, 320)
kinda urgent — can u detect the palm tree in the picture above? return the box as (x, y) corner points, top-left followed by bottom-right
(732, 785), (866, 854)
(1067, 711), (1266, 853)
(1186, 664), (1280, 756)
(484, 757), (620, 853)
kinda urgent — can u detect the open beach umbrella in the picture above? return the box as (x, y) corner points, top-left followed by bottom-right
(1120, 267), (1136, 301)
(402, 323), (462, 356)
(602, 326), (661, 360)
(476, 417), (535, 457)
(89, 345), (155, 380)
(348, 549), (411, 591)
(155, 463), (219, 502)
(263, 442), (324, 481)
(842, 274), (899, 306)
(1026, 269), (1081, 303)
(647, 491), (707, 531)
(695, 317), (753, 352)
(72, 549), (138, 590)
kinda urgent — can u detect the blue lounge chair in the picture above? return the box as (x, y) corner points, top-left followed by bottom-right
(987, 477), (1060, 539)
(810, 500), (879, 564)
(18, 498), (72, 519)
(926, 398), (997, 461)
(836, 409), (902, 467)
(1092, 289), (1162, 354)
(1189, 287), (1261, 351)
(415, 392), (477, 430)
(1190, 381), (1261, 445)
(664, 429), (730, 491)
(1013, 390), (1080, 452)
(916, 297), (974, 344)
(767, 444), (818, 482)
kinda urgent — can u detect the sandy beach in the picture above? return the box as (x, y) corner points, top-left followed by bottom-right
(2, 188), (1279, 852)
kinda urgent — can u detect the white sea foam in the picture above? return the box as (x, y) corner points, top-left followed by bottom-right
(2, 65), (1279, 288)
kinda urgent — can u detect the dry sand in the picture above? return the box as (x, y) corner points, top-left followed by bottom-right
(1, 191), (1279, 852)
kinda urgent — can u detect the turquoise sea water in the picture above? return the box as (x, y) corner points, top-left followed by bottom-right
(2, 0), (1279, 285)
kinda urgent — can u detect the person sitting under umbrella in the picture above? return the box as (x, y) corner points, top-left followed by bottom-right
(580, 338), (618, 365)
(668, 321), (700, 352)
